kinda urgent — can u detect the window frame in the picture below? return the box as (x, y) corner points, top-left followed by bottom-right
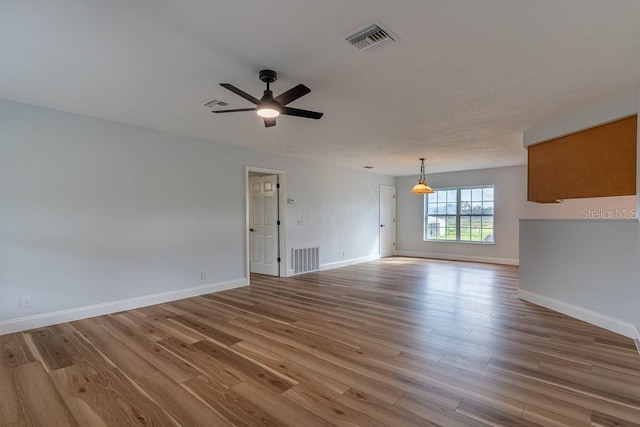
(423, 185), (495, 245)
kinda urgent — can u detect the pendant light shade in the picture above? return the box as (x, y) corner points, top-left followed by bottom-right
(410, 158), (434, 194)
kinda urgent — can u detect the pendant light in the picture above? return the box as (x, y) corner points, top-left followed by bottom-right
(410, 158), (434, 194)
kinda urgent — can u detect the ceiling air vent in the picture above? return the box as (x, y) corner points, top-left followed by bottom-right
(203, 99), (230, 112)
(344, 21), (397, 53)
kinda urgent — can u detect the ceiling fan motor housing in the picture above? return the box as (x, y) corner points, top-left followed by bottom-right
(261, 90), (275, 102)
(259, 69), (277, 83)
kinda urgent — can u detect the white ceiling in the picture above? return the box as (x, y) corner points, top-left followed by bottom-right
(2, 1), (640, 176)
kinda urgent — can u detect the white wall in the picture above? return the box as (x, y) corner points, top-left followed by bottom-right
(523, 91), (639, 147)
(519, 219), (639, 338)
(524, 196), (636, 219)
(520, 89), (640, 346)
(396, 165), (525, 265)
(0, 99), (393, 332)
(635, 91), (640, 353)
(395, 163), (636, 266)
(637, 91), (640, 345)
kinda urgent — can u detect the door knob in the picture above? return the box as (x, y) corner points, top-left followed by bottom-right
(380, 224), (385, 228)
(249, 228), (254, 232)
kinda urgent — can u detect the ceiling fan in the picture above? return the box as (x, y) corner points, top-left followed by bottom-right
(214, 69), (323, 127)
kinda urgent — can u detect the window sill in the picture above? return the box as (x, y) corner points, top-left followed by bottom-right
(423, 240), (495, 245)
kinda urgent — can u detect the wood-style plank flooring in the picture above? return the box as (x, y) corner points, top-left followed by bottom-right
(2, 257), (640, 426)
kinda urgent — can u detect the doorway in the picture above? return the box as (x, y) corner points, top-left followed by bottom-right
(379, 185), (396, 257)
(246, 167), (287, 282)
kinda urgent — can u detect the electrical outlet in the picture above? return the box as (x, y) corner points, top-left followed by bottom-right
(20, 296), (31, 309)
(200, 271), (207, 280)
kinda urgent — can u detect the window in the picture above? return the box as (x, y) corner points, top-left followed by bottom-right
(424, 186), (494, 243)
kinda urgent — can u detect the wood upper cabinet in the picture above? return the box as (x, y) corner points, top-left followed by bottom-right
(527, 115), (637, 202)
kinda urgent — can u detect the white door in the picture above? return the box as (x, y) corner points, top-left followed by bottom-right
(380, 186), (396, 257)
(249, 175), (280, 276)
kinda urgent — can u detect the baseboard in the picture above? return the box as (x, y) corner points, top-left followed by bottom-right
(286, 254), (382, 277)
(0, 278), (247, 335)
(518, 289), (638, 340)
(320, 254), (381, 272)
(395, 251), (519, 266)
(634, 325), (640, 357)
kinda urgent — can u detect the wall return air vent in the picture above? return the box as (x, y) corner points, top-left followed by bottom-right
(292, 247), (319, 274)
(344, 21), (397, 53)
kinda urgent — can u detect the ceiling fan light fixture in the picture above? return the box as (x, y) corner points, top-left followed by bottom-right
(410, 158), (434, 194)
(257, 101), (281, 118)
(216, 70), (323, 127)
(257, 107), (280, 118)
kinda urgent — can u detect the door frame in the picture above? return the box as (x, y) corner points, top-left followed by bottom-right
(245, 166), (287, 284)
(379, 185), (396, 257)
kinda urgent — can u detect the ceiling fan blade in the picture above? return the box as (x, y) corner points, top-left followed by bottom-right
(274, 84), (311, 106)
(263, 118), (276, 127)
(212, 108), (257, 113)
(220, 83), (260, 104)
(281, 106), (323, 120)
